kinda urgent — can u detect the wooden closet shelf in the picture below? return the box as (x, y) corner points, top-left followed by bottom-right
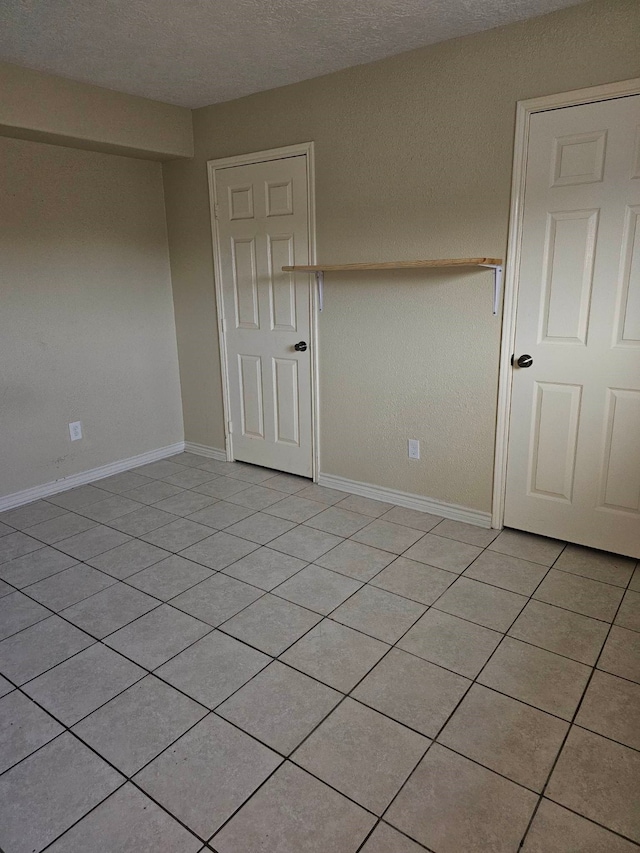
(282, 258), (502, 272)
(282, 258), (504, 315)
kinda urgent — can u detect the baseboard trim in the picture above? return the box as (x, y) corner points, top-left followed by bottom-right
(0, 442), (186, 512)
(317, 472), (493, 529)
(3, 440), (491, 526)
(184, 442), (227, 462)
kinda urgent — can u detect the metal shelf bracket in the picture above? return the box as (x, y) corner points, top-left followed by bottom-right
(480, 264), (503, 316)
(295, 261), (503, 315)
(315, 270), (324, 312)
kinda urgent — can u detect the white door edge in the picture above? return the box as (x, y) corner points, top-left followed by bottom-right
(207, 142), (320, 481)
(492, 77), (640, 530)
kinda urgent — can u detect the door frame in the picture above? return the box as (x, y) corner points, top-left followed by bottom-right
(492, 77), (640, 529)
(207, 142), (320, 479)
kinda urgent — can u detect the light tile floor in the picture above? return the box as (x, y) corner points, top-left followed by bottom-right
(0, 452), (639, 852)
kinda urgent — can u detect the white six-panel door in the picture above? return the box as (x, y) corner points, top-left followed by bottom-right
(214, 155), (313, 477)
(504, 95), (640, 558)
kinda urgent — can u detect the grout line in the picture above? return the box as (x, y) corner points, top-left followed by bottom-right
(6, 573), (630, 782)
(199, 546), (455, 832)
(17, 572), (120, 612)
(201, 759), (288, 848)
(214, 572), (463, 850)
(354, 820), (438, 853)
(195, 554), (448, 845)
(20, 586), (165, 643)
(2, 637), (183, 772)
(2, 519), (635, 734)
(0, 573), (229, 699)
(1, 461), (639, 851)
(0, 514), (634, 696)
(372, 548), (566, 847)
(1, 647), (283, 848)
(0, 606), (106, 681)
(45, 724), (212, 851)
(35, 777), (131, 853)
(515, 552), (638, 850)
(519, 797), (640, 849)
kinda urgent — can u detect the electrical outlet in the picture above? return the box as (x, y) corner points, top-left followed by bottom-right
(69, 421), (83, 441)
(408, 439), (420, 459)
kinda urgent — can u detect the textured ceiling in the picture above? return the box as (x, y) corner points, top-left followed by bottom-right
(1, 0), (588, 108)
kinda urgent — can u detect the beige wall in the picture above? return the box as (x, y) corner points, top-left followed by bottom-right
(0, 61), (193, 160)
(0, 136), (184, 498)
(163, 0), (640, 513)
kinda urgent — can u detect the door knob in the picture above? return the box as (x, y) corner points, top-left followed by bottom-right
(516, 354), (533, 368)
(294, 341), (307, 352)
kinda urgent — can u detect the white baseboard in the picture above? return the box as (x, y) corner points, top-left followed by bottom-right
(0, 442), (186, 512)
(1, 437), (489, 527)
(184, 442), (227, 462)
(317, 472), (493, 529)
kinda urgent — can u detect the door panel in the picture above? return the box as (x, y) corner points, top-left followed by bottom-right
(529, 382), (582, 502)
(598, 389), (640, 513)
(268, 236), (297, 331)
(551, 130), (607, 187)
(266, 181), (293, 216)
(615, 205), (640, 345)
(273, 358), (300, 445)
(232, 239), (259, 328)
(229, 185), (254, 220)
(238, 354), (264, 440)
(540, 209), (598, 344)
(215, 155), (313, 477)
(505, 95), (640, 557)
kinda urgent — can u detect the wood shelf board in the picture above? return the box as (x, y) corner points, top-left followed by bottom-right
(282, 258), (502, 272)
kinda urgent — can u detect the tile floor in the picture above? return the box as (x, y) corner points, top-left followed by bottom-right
(0, 452), (639, 852)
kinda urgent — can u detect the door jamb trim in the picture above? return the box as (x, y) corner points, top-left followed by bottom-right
(492, 77), (640, 529)
(207, 142), (320, 480)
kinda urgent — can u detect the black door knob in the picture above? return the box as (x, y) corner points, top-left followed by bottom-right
(294, 341), (307, 352)
(516, 354), (533, 368)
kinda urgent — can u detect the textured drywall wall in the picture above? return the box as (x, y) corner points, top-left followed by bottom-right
(0, 136), (184, 497)
(0, 61), (193, 160)
(164, 0), (640, 512)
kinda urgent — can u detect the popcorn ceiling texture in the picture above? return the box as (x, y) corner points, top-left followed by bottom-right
(1, 0), (587, 107)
